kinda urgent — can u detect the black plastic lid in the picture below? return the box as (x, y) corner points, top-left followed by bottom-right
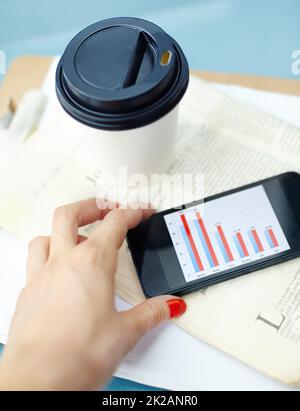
(55, 17), (189, 130)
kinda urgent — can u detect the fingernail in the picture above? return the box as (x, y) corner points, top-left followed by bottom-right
(167, 298), (187, 318)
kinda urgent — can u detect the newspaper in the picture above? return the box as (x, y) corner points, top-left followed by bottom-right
(0, 75), (300, 385)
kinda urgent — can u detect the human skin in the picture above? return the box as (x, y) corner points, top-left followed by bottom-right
(0, 198), (186, 390)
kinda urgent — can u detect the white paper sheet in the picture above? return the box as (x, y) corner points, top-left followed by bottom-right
(0, 59), (299, 390)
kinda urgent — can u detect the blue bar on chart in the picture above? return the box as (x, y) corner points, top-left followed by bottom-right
(264, 227), (279, 248)
(217, 224), (234, 262)
(195, 212), (219, 267)
(180, 226), (198, 272)
(248, 230), (259, 253)
(194, 220), (215, 268)
(233, 234), (245, 258)
(215, 232), (230, 263)
(248, 229), (264, 253)
(264, 229), (274, 248)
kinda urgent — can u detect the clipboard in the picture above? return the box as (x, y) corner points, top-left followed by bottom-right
(1, 55), (300, 117)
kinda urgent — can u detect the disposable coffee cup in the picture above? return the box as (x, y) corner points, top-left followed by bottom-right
(56, 17), (189, 180)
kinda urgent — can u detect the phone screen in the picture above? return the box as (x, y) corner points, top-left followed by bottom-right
(164, 185), (290, 283)
(127, 173), (300, 297)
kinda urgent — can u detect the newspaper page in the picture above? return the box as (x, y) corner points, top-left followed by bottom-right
(0, 75), (300, 385)
(116, 77), (300, 386)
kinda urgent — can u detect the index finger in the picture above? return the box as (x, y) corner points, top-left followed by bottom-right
(50, 198), (119, 256)
(88, 204), (154, 251)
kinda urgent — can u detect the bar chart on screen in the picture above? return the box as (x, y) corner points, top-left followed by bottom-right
(164, 185), (290, 282)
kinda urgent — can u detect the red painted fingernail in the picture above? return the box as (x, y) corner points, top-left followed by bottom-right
(167, 298), (187, 318)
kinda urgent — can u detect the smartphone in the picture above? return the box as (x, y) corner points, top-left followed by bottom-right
(127, 172), (300, 297)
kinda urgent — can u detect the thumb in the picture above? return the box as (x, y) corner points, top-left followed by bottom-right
(121, 296), (186, 349)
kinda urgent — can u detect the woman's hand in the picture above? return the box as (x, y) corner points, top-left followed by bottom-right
(0, 198), (186, 390)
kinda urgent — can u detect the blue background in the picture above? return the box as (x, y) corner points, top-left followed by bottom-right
(1, 0), (300, 78)
(0, 0), (299, 390)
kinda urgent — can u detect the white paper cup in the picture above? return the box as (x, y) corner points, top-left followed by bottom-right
(56, 17), (189, 179)
(75, 104), (178, 178)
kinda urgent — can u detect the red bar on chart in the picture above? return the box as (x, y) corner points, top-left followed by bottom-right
(236, 232), (249, 257)
(195, 212), (219, 266)
(251, 229), (264, 252)
(180, 214), (204, 271)
(217, 224), (234, 262)
(268, 228), (279, 248)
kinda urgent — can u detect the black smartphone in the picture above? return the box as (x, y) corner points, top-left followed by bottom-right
(127, 172), (300, 297)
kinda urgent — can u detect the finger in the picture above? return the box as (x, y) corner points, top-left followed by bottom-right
(89, 205), (154, 251)
(83, 206), (153, 276)
(50, 198), (118, 256)
(26, 236), (50, 283)
(120, 296), (187, 351)
(74, 206), (153, 280)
